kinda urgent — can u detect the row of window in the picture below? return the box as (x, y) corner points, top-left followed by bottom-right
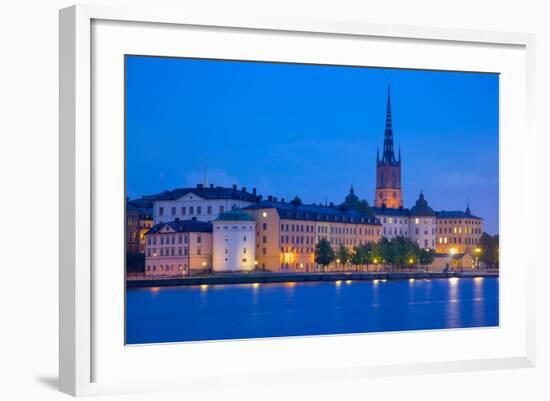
(147, 247), (203, 256)
(440, 219), (481, 225)
(147, 235), (195, 246)
(215, 225), (254, 230)
(146, 264), (187, 272)
(384, 227), (408, 236)
(438, 237), (480, 245)
(281, 246), (314, 255)
(281, 235), (315, 245)
(439, 227), (481, 235)
(158, 205), (227, 217)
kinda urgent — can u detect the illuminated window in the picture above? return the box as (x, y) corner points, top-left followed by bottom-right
(415, 218), (419, 224)
(262, 212), (267, 217)
(444, 237), (448, 244)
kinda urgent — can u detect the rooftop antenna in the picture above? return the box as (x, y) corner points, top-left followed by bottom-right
(203, 155), (208, 187)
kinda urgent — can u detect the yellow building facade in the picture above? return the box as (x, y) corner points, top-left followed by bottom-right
(244, 201), (382, 272)
(435, 209), (483, 255)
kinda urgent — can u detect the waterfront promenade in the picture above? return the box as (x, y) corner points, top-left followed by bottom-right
(126, 269), (498, 288)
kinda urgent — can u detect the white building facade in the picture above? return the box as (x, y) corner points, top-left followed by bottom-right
(373, 208), (410, 240)
(408, 192), (437, 250)
(212, 210), (257, 272)
(144, 184), (262, 224)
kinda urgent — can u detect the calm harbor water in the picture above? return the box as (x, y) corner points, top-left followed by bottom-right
(126, 277), (499, 344)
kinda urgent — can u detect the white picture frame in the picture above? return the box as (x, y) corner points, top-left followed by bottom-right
(59, 4), (536, 397)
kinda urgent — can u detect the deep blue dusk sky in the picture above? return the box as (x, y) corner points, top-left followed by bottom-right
(126, 56), (499, 234)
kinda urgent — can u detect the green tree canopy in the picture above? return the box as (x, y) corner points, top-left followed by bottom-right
(337, 244), (350, 267)
(418, 248), (435, 266)
(315, 237), (335, 268)
(478, 233), (499, 266)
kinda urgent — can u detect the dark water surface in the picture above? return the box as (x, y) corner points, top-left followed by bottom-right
(126, 277), (499, 344)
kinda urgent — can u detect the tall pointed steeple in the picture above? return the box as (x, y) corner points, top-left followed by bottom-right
(382, 85), (396, 164)
(466, 198), (471, 215)
(374, 85), (403, 209)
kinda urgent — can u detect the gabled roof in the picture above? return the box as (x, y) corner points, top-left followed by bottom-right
(146, 219), (213, 235)
(244, 201), (381, 225)
(436, 210), (482, 220)
(372, 207), (410, 217)
(126, 198), (153, 216)
(141, 184), (261, 202)
(214, 209), (256, 222)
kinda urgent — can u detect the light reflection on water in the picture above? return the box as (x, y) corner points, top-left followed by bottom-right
(128, 277), (499, 344)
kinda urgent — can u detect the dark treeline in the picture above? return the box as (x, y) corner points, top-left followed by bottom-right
(314, 236), (434, 271)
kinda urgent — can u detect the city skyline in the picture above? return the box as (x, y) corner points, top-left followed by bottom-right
(126, 55), (499, 234)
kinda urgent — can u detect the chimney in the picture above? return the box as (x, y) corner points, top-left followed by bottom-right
(329, 202), (334, 207)
(281, 198), (285, 203)
(197, 184), (203, 189)
(273, 197), (278, 202)
(232, 184), (237, 191)
(252, 187), (257, 196)
(242, 186), (247, 193)
(210, 183), (214, 188)
(268, 195), (273, 202)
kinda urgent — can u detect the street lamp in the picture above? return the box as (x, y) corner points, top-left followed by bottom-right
(448, 248), (457, 272)
(474, 247), (482, 269)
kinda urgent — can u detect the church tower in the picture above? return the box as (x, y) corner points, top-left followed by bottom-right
(374, 87), (403, 208)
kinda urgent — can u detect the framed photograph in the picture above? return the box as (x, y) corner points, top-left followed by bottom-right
(60, 4), (536, 396)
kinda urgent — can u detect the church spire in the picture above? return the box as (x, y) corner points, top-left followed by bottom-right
(466, 198), (471, 215)
(382, 85), (396, 164)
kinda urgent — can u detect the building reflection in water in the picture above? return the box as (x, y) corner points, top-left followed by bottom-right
(473, 277), (485, 325)
(446, 277), (461, 327)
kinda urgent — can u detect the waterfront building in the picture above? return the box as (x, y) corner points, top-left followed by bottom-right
(212, 209), (257, 272)
(372, 206), (410, 239)
(131, 89), (488, 274)
(126, 198), (153, 254)
(144, 218), (213, 277)
(435, 203), (484, 255)
(243, 198), (382, 272)
(143, 184), (262, 224)
(374, 88), (403, 208)
(430, 252), (475, 271)
(408, 192), (437, 250)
